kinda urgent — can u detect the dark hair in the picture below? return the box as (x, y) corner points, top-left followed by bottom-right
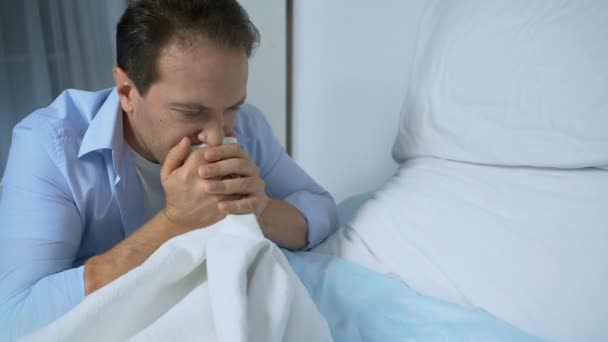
(116, 0), (260, 95)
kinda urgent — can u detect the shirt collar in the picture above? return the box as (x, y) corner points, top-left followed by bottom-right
(77, 88), (130, 184)
(78, 88), (123, 158)
(76, 88), (147, 234)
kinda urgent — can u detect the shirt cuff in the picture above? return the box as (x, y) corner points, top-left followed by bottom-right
(284, 191), (338, 249)
(68, 265), (87, 305)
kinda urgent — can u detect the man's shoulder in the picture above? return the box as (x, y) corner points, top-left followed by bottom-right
(236, 103), (270, 129)
(17, 88), (114, 140)
(234, 103), (285, 171)
(235, 103), (274, 142)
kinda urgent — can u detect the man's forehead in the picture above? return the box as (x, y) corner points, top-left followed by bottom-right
(160, 36), (246, 61)
(156, 38), (247, 76)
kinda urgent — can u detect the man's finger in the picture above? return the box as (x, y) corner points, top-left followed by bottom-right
(205, 177), (262, 195)
(203, 143), (247, 163)
(198, 158), (257, 179)
(218, 196), (256, 215)
(161, 137), (190, 180)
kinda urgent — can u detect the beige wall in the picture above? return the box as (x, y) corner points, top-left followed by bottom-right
(238, 0), (287, 148)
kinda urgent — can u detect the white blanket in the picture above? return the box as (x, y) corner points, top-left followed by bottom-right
(24, 214), (331, 342)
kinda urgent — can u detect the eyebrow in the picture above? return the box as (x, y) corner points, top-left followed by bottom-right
(169, 96), (246, 111)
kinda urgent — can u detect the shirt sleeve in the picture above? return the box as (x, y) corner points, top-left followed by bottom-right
(237, 105), (339, 249)
(0, 118), (86, 341)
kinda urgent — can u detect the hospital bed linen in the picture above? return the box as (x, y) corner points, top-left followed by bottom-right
(316, 157), (608, 341)
(23, 208), (540, 341)
(23, 214), (331, 342)
(287, 250), (538, 342)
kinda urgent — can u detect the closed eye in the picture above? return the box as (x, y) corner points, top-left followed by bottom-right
(227, 104), (242, 113)
(173, 108), (203, 118)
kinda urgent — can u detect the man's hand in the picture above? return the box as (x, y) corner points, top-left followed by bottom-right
(197, 142), (308, 250)
(85, 137), (236, 295)
(197, 142), (270, 218)
(161, 137), (234, 231)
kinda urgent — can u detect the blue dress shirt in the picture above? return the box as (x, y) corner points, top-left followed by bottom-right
(0, 88), (337, 340)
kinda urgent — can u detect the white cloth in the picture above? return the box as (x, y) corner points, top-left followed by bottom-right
(24, 214), (331, 342)
(316, 158), (608, 341)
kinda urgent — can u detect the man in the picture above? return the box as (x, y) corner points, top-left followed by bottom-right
(0, 0), (337, 339)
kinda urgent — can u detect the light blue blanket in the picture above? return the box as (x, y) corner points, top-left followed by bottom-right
(285, 251), (540, 342)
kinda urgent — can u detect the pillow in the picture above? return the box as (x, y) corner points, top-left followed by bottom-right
(393, 0), (608, 168)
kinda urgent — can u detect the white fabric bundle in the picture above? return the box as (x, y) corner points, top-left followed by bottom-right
(24, 214), (331, 342)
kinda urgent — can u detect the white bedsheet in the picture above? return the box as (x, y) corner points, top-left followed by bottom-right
(315, 158), (608, 341)
(24, 214), (331, 342)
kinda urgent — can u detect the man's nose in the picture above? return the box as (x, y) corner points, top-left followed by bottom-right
(197, 120), (225, 147)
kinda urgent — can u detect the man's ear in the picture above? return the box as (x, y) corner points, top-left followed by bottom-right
(113, 67), (138, 115)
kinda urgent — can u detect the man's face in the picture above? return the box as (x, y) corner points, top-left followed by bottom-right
(122, 38), (248, 164)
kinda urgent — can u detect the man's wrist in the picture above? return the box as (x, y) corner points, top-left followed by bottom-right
(84, 253), (116, 295)
(254, 195), (270, 219)
(161, 207), (183, 232)
(160, 206), (206, 235)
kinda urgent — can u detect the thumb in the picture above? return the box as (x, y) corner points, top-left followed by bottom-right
(161, 137), (190, 181)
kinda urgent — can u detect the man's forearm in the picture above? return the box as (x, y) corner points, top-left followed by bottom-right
(85, 199), (308, 294)
(84, 211), (183, 294)
(257, 199), (308, 250)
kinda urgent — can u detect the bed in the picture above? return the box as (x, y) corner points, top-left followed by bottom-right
(312, 159), (607, 341)
(310, 0), (608, 341)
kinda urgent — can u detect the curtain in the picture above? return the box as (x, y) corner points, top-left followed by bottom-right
(0, 0), (125, 176)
